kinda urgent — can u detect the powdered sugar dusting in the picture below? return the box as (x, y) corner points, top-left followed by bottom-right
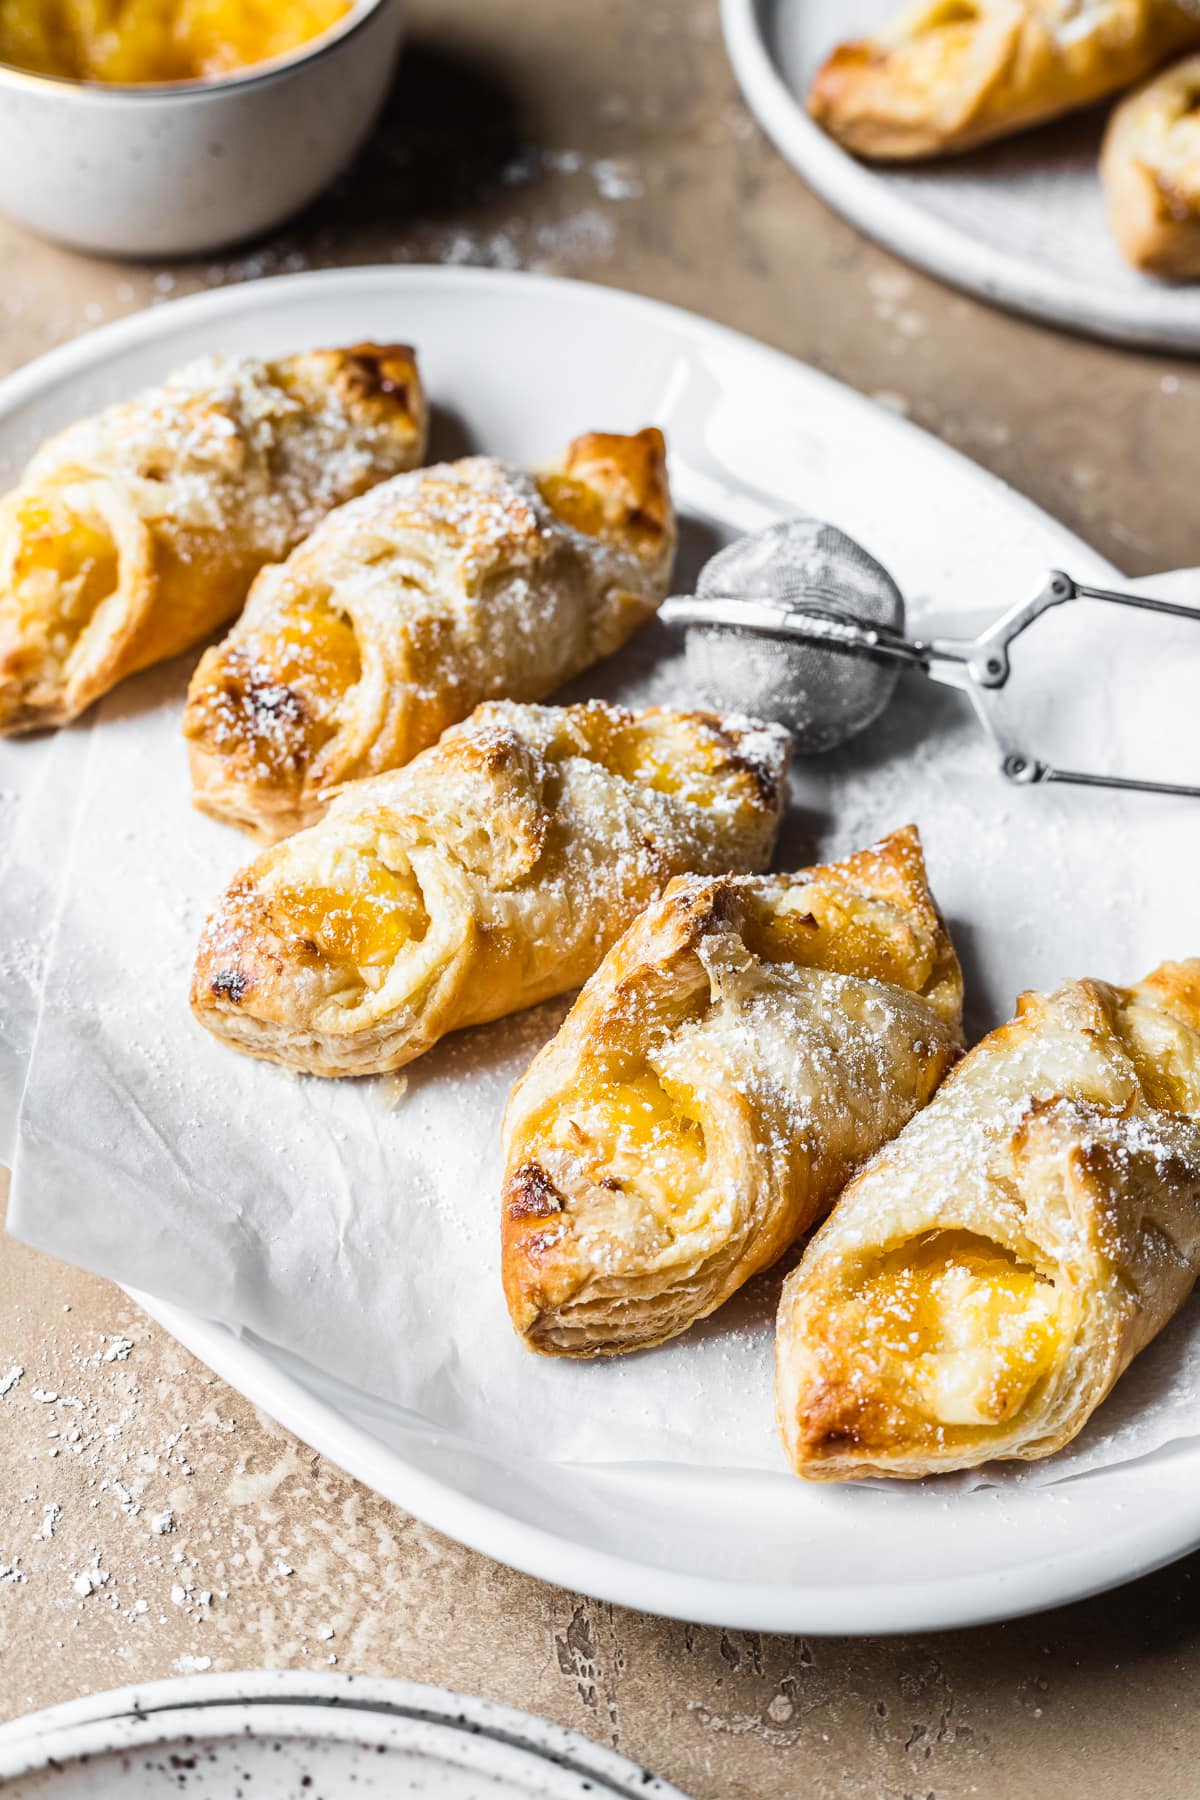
(23, 350), (423, 568)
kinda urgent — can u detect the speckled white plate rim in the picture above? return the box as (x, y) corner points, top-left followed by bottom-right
(0, 1670), (690, 1793)
(720, 0), (1200, 355)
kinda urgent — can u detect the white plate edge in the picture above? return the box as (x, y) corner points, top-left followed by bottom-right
(2, 263), (1165, 1639)
(132, 1287), (1200, 1636)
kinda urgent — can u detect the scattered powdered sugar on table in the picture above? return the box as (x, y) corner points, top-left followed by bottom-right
(0, 1300), (359, 1683)
(23, 138), (644, 357)
(1, 1319), (222, 1645)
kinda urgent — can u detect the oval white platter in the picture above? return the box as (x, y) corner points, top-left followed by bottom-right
(722, 0), (1200, 354)
(0, 1671), (689, 1796)
(3, 265), (1200, 1637)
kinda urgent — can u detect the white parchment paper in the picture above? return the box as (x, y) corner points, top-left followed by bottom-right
(8, 573), (1200, 1486)
(0, 723), (97, 1163)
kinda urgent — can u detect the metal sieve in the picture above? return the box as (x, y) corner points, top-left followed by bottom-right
(660, 516), (1200, 797)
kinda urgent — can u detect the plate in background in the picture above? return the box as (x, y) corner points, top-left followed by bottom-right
(0, 1671), (688, 1795)
(5, 264), (1200, 1638)
(722, 0), (1200, 354)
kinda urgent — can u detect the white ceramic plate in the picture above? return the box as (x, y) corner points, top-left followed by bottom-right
(722, 0), (1200, 353)
(5, 265), (1200, 1637)
(0, 1671), (689, 1795)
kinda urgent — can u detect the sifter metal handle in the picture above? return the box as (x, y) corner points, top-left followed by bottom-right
(658, 592), (931, 670)
(943, 571), (1200, 798)
(661, 568), (1200, 799)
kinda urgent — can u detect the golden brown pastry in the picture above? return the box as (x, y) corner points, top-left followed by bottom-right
(0, 345), (427, 732)
(1102, 51), (1200, 278)
(501, 826), (964, 1357)
(777, 960), (1200, 1480)
(808, 1), (1200, 161)
(191, 699), (791, 1078)
(183, 429), (674, 843)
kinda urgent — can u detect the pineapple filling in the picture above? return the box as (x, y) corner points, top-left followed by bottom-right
(6, 496), (119, 679)
(536, 471), (606, 540)
(251, 594), (362, 767)
(861, 1231), (1063, 1430)
(189, 594), (361, 783)
(744, 885), (927, 988)
(0, 0), (354, 84)
(274, 855), (429, 976)
(548, 1067), (710, 1233)
(915, 0), (981, 29)
(268, 596), (362, 701)
(585, 712), (727, 809)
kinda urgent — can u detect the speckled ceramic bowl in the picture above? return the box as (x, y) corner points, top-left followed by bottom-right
(0, 0), (405, 259)
(0, 1672), (692, 1797)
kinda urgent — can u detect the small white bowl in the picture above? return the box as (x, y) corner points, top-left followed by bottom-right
(0, 0), (406, 259)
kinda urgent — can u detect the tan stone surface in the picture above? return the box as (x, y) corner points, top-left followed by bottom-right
(2, 1), (1199, 1794)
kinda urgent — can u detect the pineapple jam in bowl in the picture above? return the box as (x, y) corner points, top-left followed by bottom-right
(0, 0), (405, 256)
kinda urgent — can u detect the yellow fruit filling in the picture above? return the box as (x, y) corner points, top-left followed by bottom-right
(745, 884), (929, 988)
(186, 595), (361, 786)
(581, 712), (730, 810)
(536, 472), (607, 541)
(274, 855), (428, 974)
(861, 1231), (1063, 1430)
(0, 0), (353, 84)
(264, 601), (362, 702)
(909, 0), (981, 36)
(548, 1068), (710, 1233)
(3, 496), (119, 678)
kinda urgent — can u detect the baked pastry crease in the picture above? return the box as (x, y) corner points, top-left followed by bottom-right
(808, 1), (1200, 160)
(501, 826), (964, 1357)
(183, 428), (675, 841)
(191, 698), (791, 1077)
(1103, 51), (1200, 277)
(0, 345), (427, 731)
(776, 960), (1200, 1480)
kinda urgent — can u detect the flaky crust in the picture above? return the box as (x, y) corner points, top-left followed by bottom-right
(1102, 51), (1200, 277)
(777, 960), (1200, 1480)
(501, 825), (964, 1357)
(808, 1), (1200, 161)
(0, 345), (427, 732)
(182, 428), (675, 842)
(191, 699), (791, 1077)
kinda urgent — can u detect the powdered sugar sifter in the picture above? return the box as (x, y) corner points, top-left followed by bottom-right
(660, 517), (1200, 798)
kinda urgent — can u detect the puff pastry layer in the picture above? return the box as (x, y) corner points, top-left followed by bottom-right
(0, 346), (427, 732)
(808, 1), (1200, 161)
(191, 699), (791, 1077)
(777, 960), (1200, 1480)
(1103, 51), (1200, 277)
(183, 429), (674, 842)
(501, 826), (964, 1357)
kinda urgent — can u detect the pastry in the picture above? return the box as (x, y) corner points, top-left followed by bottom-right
(807, 1), (1200, 161)
(0, 345), (427, 732)
(1102, 51), (1200, 278)
(501, 825), (964, 1356)
(191, 699), (791, 1077)
(777, 960), (1200, 1480)
(183, 429), (674, 842)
